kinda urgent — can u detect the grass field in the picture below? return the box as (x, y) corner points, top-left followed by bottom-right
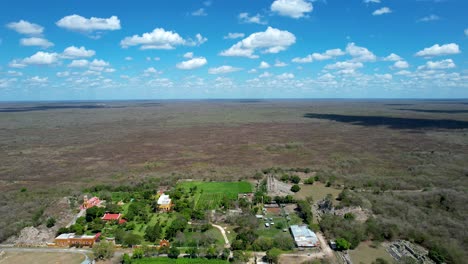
(132, 257), (228, 264)
(177, 181), (252, 210)
(0, 252), (85, 264)
(349, 241), (394, 264)
(294, 183), (342, 202)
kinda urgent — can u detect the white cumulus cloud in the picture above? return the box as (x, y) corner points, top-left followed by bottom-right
(383, 53), (402, 61)
(274, 60), (287, 67)
(56, 15), (121, 32)
(121, 28), (206, 49)
(220, 27), (296, 59)
(21, 51), (59, 65)
(415, 43), (460, 57)
(208, 65), (242, 74)
(183, 52), (194, 59)
(20, 37), (54, 48)
(62, 46), (95, 59)
(372, 7), (392, 16)
(7, 20), (43, 35)
(176, 57), (207, 70)
(259, 61), (270, 69)
(238, 13), (267, 25)
(292, 48), (345, 63)
(346, 43), (376, 62)
(29, 76), (48, 83)
(393, 60), (409, 69)
(418, 59), (456, 70)
(271, 0), (313, 19)
(68, 59), (89, 68)
(276, 73), (295, 79)
(224, 33), (245, 39)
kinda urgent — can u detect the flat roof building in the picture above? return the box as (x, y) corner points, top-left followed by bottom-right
(290, 225), (319, 247)
(54, 233), (100, 247)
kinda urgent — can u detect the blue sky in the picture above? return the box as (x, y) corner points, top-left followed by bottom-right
(0, 0), (467, 100)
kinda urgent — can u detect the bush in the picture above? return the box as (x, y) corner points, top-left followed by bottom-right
(265, 248), (282, 264)
(168, 246), (180, 259)
(92, 241), (115, 260)
(290, 175), (301, 184)
(132, 248), (144, 259)
(291, 184), (301, 193)
(304, 177), (315, 184)
(335, 238), (351, 251)
(121, 253), (132, 264)
(46, 217), (56, 228)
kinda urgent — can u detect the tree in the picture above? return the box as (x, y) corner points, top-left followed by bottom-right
(291, 184), (301, 193)
(69, 223), (84, 235)
(92, 241), (115, 260)
(123, 233), (142, 247)
(296, 200), (313, 225)
(168, 245), (180, 259)
(265, 248), (282, 264)
(273, 233), (295, 250)
(86, 206), (104, 222)
(46, 217), (56, 228)
(253, 237), (274, 251)
(232, 251), (250, 263)
(335, 238), (351, 251)
(144, 222), (161, 242)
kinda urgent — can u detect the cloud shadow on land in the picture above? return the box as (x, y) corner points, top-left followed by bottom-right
(396, 108), (468, 114)
(303, 113), (468, 130)
(0, 104), (114, 113)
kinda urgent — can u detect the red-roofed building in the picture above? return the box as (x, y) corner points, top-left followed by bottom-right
(101, 213), (126, 224)
(80, 195), (102, 210)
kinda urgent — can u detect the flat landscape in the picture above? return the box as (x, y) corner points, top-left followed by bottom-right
(1, 99), (468, 262)
(0, 251), (85, 264)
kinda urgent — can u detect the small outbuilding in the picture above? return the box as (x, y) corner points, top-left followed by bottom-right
(157, 194), (173, 212)
(290, 225), (319, 247)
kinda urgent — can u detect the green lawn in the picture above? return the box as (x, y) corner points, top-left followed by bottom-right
(132, 257), (228, 264)
(257, 214), (292, 238)
(177, 181), (253, 210)
(178, 181), (252, 197)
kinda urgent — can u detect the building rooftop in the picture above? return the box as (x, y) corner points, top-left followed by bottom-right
(290, 225), (319, 247)
(55, 233), (99, 240)
(157, 194), (171, 205)
(101, 213), (122, 221)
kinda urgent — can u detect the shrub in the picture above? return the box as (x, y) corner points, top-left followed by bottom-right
(168, 246), (180, 259)
(92, 241), (115, 260)
(304, 177), (315, 184)
(265, 248), (282, 264)
(46, 217), (56, 228)
(335, 238), (351, 251)
(290, 175), (301, 184)
(291, 184), (301, 193)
